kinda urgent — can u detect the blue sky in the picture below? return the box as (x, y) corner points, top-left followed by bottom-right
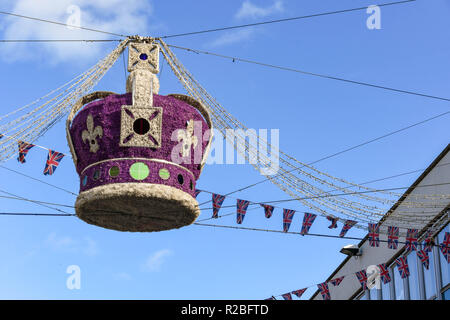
(0, 0), (449, 299)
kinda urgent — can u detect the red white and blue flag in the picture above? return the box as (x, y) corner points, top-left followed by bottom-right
(17, 141), (35, 163)
(330, 276), (345, 287)
(236, 199), (250, 224)
(43, 150), (64, 175)
(339, 220), (357, 238)
(282, 209), (295, 233)
(405, 228), (418, 251)
(261, 204), (274, 219)
(291, 288), (307, 299)
(194, 189), (201, 198)
(388, 226), (399, 250)
(417, 250), (430, 270)
(317, 282), (330, 300)
(424, 230), (434, 252)
(281, 293), (292, 300)
(378, 263), (391, 284)
(212, 193), (226, 219)
(368, 223), (380, 247)
(396, 256), (410, 279)
(265, 296), (276, 300)
(300, 212), (317, 235)
(326, 216), (338, 229)
(355, 270), (368, 290)
(440, 232), (450, 263)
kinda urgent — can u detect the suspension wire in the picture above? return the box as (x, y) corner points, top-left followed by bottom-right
(159, 0), (416, 39)
(0, 11), (127, 37)
(168, 44), (450, 103)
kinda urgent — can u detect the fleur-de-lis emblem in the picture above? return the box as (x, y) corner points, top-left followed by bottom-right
(177, 119), (198, 157)
(82, 114), (103, 153)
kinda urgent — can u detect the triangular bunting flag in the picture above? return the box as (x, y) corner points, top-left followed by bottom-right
(43, 150), (65, 176)
(291, 288), (307, 299)
(236, 199), (250, 224)
(339, 220), (357, 238)
(405, 228), (418, 252)
(387, 226), (399, 250)
(194, 189), (201, 198)
(317, 282), (330, 300)
(440, 232), (450, 263)
(378, 263), (391, 284)
(281, 293), (292, 300)
(261, 204), (274, 219)
(424, 230), (435, 252)
(300, 212), (316, 235)
(282, 209), (295, 233)
(395, 256), (410, 279)
(368, 223), (380, 247)
(330, 276), (344, 287)
(17, 141), (35, 163)
(326, 216), (338, 229)
(212, 193), (225, 219)
(355, 270), (368, 290)
(417, 250), (430, 270)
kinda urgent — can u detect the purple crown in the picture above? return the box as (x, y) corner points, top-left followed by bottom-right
(67, 89), (212, 232)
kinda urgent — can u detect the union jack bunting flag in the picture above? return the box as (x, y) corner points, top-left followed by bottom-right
(17, 141), (35, 163)
(194, 189), (201, 198)
(236, 199), (250, 224)
(281, 293), (292, 300)
(212, 193), (226, 219)
(378, 263), (391, 284)
(417, 250), (430, 270)
(368, 223), (380, 247)
(326, 216), (338, 229)
(339, 220), (357, 238)
(355, 270), (368, 290)
(423, 230), (434, 252)
(291, 288), (307, 298)
(261, 204), (274, 219)
(387, 226), (399, 250)
(282, 209), (295, 233)
(405, 228), (418, 251)
(317, 282), (330, 300)
(440, 232), (450, 263)
(43, 150), (65, 175)
(265, 296), (276, 300)
(396, 257), (410, 279)
(300, 212), (317, 235)
(330, 276), (344, 287)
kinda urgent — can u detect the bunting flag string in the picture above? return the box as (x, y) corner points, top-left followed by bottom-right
(355, 270), (368, 290)
(330, 276), (345, 287)
(300, 212), (317, 235)
(417, 250), (430, 270)
(378, 263), (391, 284)
(291, 288), (307, 298)
(326, 216), (338, 229)
(440, 232), (450, 263)
(17, 141), (35, 163)
(395, 256), (410, 279)
(261, 204), (274, 219)
(236, 199), (250, 224)
(317, 282), (331, 300)
(43, 150), (65, 176)
(388, 226), (399, 250)
(405, 228), (418, 252)
(368, 223), (380, 247)
(212, 193), (226, 219)
(339, 220), (357, 238)
(282, 209), (295, 233)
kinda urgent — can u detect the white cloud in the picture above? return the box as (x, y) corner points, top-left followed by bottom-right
(0, 0), (155, 64)
(141, 249), (173, 272)
(45, 232), (99, 256)
(208, 29), (255, 47)
(235, 0), (284, 20)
